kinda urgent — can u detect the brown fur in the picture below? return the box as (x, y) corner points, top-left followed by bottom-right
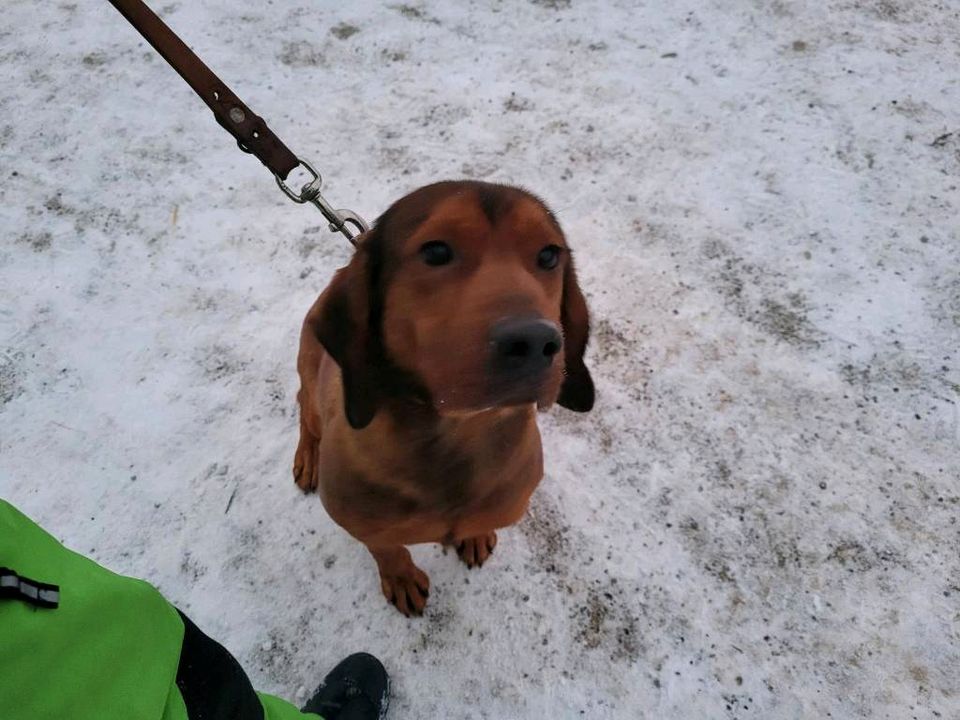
(293, 181), (593, 615)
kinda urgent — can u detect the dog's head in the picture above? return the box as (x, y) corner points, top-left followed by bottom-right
(313, 181), (594, 429)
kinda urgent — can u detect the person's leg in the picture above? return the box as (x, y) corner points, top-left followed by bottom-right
(174, 609), (275, 720)
(177, 609), (389, 720)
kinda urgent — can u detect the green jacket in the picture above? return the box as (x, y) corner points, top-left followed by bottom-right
(0, 500), (319, 720)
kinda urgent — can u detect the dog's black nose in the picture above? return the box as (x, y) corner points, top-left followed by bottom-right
(490, 318), (563, 375)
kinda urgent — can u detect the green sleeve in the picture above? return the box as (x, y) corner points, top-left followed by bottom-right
(0, 500), (322, 720)
(0, 499), (187, 720)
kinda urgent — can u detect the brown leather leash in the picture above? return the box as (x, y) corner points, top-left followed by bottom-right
(106, 0), (367, 244)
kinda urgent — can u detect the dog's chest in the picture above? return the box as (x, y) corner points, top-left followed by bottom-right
(396, 412), (540, 513)
(322, 409), (543, 539)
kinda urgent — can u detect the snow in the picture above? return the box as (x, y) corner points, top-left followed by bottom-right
(2, 0), (958, 717)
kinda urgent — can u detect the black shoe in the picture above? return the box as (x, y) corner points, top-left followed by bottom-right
(301, 652), (390, 720)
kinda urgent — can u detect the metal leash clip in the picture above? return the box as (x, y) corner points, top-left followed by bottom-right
(275, 159), (369, 245)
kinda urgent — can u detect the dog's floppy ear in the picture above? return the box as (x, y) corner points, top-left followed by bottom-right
(312, 235), (383, 429)
(557, 253), (595, 412)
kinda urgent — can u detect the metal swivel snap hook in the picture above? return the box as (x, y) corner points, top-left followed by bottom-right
(275, 159), (369, 245)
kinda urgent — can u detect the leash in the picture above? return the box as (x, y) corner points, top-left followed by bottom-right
(106, 0), (368, 245)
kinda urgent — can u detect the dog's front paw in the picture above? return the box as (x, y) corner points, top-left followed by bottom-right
(293, 436), (319, 493)
(370, 546), (430, 617)
(456, 532), (497, 569)
(381, 567), (431, 617)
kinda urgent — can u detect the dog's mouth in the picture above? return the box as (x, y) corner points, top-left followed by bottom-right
(489, 368), (556, 405)
(431, 365), (559, 414)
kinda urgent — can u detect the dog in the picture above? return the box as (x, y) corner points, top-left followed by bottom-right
(293, 180), (593, 615)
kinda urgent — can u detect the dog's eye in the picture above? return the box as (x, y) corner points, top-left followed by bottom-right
(420, 241), (453, 267)
(537, 244), (563, 270)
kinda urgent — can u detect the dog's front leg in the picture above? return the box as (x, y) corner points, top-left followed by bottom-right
(368, 545), (430, 617)
(293, 393), (321, 493)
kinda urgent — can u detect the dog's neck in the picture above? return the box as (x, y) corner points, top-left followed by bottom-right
(335, 399), (530, 465)
(374, 398), (536, 438)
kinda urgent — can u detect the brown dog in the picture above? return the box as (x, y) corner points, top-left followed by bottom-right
(293, 180), (593, 615)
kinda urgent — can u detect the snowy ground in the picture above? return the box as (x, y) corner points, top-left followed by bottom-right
(2, 0), (959, 717)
